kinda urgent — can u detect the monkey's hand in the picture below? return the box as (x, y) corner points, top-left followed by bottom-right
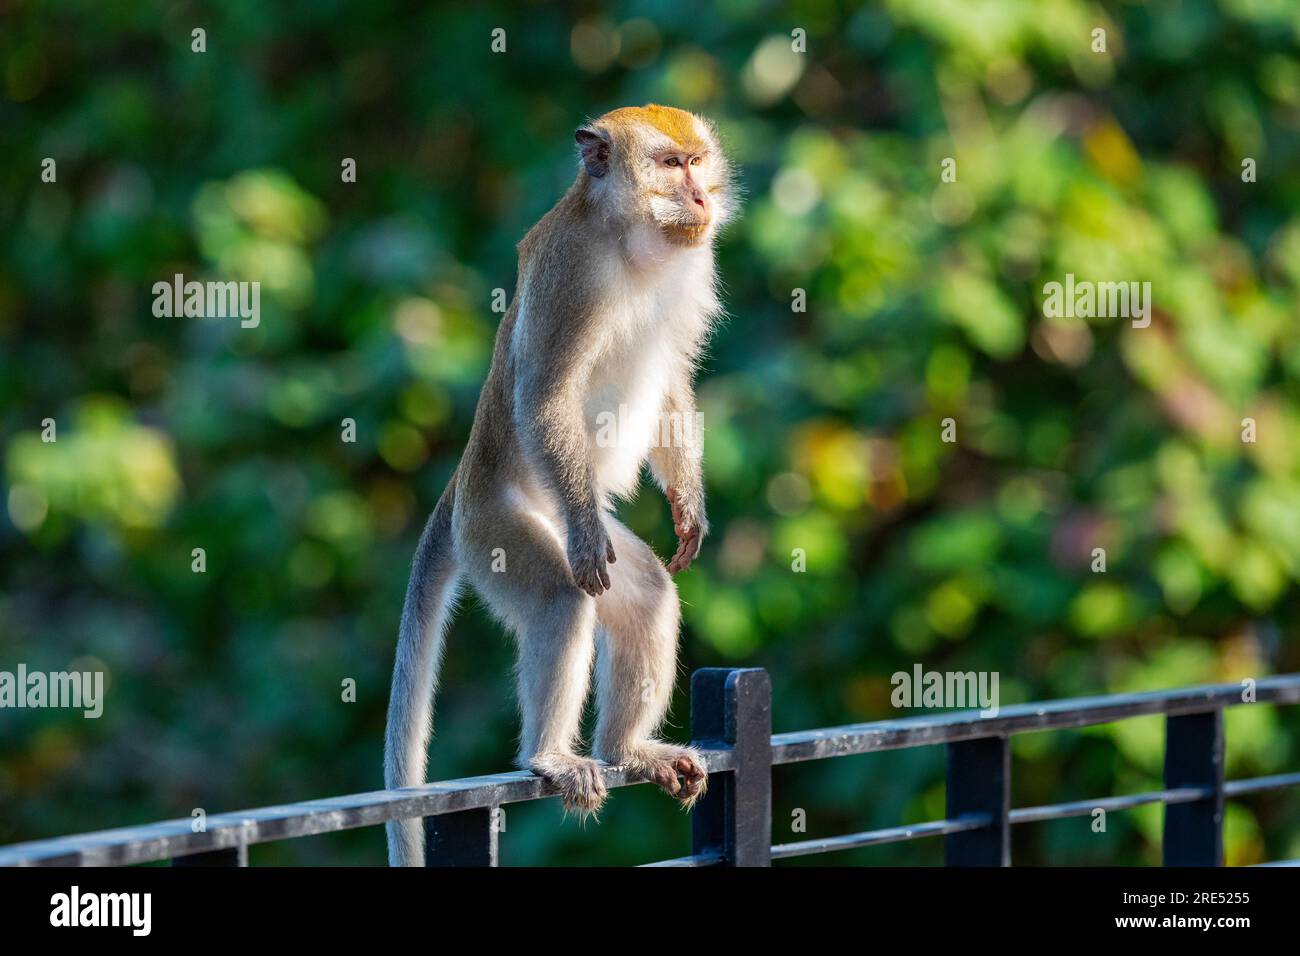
(666, 487), (708, 574)
(567, 521), (617, 596)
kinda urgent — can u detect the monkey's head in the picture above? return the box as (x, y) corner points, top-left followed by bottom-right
(575, 104), (735, 248)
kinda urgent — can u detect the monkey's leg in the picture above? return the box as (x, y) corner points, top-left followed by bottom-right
(467, 492), (607, 817)
(516, 592), (606, 817)
(592, 520), (707, 807)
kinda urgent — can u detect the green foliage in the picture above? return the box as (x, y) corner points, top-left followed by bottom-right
(2, 0), (1300, 865)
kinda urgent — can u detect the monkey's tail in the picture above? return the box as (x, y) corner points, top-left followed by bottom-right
(384, 476), (462, 866)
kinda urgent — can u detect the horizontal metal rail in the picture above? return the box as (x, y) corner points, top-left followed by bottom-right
(1224, 771), (1300, 797)
(0, 755), (735, 867)
(640, 850), (725, 868)
(771, 813), (991, 860)
(2, 670), (1298, 867)
(768, 676), (1300, 764)
(1008, 787), (1212, 824)
(763, 775), (1296, 860)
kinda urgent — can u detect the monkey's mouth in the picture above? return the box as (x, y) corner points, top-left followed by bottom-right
(661, 221), (710, 246)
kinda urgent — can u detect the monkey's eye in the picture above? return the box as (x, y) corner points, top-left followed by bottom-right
(690, 156), (702, 166)
(664, 156), (681, 167)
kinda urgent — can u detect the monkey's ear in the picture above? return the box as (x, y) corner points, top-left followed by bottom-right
(575, 127), (611, 178)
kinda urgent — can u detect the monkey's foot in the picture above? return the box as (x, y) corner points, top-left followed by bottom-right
(613, 743), (708, 809)
(529, 752), (608, 820)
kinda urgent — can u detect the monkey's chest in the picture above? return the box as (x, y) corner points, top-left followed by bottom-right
(584, 330), (676, 499)
(579, 248), (714, 501)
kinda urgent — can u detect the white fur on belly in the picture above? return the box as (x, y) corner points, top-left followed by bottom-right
(510, 230), (718, 508)
(585, 240), (717, 499)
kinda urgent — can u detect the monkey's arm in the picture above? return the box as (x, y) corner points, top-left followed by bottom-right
(512, 317), (616, 596)
(648, 375), (708, 573)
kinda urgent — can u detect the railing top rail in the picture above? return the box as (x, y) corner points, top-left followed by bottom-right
(771, 674), (1300, 764)
(0, 751), (735, 867)
(2, 673), (1297, 867)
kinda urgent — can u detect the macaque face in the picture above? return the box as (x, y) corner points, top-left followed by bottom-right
(578, 105), (734, 248)
(648, 148), (717, 246)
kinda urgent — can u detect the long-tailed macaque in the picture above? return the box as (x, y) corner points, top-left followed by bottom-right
(384, 105), (735, 866)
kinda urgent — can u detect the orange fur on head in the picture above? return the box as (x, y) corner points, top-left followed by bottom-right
(600, 104), (707, 151)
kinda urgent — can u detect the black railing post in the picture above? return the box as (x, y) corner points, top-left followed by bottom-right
(1163, 710), (1224, 866)
(424, 807), (499, 866)
(171, 845), (247, 866)
(691, 667), (772, 866)
(945, 735), (1010, 866)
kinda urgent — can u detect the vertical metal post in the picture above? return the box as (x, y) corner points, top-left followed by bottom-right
(423, 806), (499, 866)
(1163, 710), (1224, 866)
(172, 845), (247, 866)
(945, 735), (1010, 866)
(690, 667), (772, 866)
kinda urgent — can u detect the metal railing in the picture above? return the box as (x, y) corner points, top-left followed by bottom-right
(2, 667), (1299, 867)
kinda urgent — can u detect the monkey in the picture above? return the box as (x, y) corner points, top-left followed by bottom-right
(383, 105), (736, 866)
